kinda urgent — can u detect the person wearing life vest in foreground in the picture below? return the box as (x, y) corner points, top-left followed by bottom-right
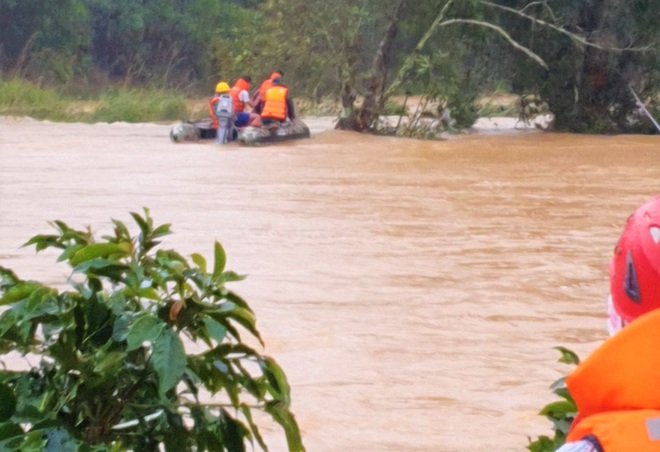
(229, 76), (261, 131)
(556, 195), (660, 452)
(209, 81), (231, 131)
(252, 70), (283, 114)
(260, 77), (295, 127)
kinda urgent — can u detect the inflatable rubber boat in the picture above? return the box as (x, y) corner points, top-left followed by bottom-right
(170, 118), (310, 145)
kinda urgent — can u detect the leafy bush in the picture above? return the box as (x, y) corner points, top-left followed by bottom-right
(527, 347), (579, 452)
(0, 210), (304, 451)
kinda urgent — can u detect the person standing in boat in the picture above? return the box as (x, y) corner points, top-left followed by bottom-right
(209, 81), (230, 130)
(208, 81), (233, 143)
(252, 70), (283, 114)
(260, 77), (295, 126)
(229, 76), (261, 130)
(556, 195), (660, 452)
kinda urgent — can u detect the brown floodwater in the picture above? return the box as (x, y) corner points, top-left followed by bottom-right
(1, 116), (659, 451)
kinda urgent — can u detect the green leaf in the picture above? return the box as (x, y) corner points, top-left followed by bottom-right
(112, 219), (131, 241)
(0, 267), (20, 289)
(212, 242), (226, 280)
(49, 332), (81, 370)
(225, 292), (252, 310)
(69, 242), (130, 266)
(218, 408), (247, 452)
(264, 401), (305, 452)
(239, 404), (268, 451)
(14, 287), (60, 323)
(260, 357), (291, 405)
(539, 400), (577, 420)
(126, 316), (165, 351)
(130, 210), (151, 240)
(527, 434), (559, 452)
(554, 346), (580, 365)
(152, 327), (187, 395)
(112, 314), (133, 342)
(123, 286), (160, 301)
(0, 422), (23, 441)
(0, 384), (17, 422)
(217, 271), (246, 284)
(152, 224), (172, 239)
(22, 234), (61, 252)
(226, 306), (263, 346)
(553, 387), (574, 404)
(56, 244), (83, 262)
(72, 258), (122, 271)
(0, 282), (45, 306)
(52, 220), (70, 234)
(549, 376), (566, 394)
(191, 253), (207, 273)
(19, 430), (47, 451)
(202, 317), (227, 343)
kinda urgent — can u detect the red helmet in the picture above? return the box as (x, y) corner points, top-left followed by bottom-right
(610, 196), (660, 323)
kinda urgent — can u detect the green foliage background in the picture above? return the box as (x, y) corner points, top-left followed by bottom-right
(0, 0), (657, 132)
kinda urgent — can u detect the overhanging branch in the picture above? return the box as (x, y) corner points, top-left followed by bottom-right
(440, 18), (548, 69)
(482, 1), (655, 52)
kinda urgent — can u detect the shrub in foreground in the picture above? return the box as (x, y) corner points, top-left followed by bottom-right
(527, 347), (579, 452)
(0, 210), (304, 451)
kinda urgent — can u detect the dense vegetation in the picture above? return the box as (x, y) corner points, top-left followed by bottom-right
(0, 0), (658, 133)
(0, 210), (304, 451)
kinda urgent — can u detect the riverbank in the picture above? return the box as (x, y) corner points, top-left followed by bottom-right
(3, 78), (544, 135)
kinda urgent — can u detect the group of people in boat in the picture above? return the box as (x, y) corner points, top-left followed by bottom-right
(209, 71), (296, 143)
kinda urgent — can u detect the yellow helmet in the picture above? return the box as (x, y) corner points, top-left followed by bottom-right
(215, 81), (230, 94)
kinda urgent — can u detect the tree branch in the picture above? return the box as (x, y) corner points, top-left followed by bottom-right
(520, 1), (557, 22)
(482, 1), (655, 52)
(385, 0), (455, 97)
(439, 18), (548, 69)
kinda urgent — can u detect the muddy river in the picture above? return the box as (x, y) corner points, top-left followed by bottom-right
(0, 116), (658, 451)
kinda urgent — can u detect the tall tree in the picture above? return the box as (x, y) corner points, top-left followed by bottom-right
(86, 0), (225, 86)
(0, 0), (90, 82)
(486, 0), (659, 133)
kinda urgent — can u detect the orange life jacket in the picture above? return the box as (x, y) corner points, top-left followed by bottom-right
(209, 95), (220, 129)
(566, 309), (660, 450)
(261, 86), (288, 121)
(258, 72), (281, 100)
(230, 78), (250, 114)
(568, 410), (660, 451)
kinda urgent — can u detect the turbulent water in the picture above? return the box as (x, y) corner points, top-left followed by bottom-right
(1, 116), (659, 451)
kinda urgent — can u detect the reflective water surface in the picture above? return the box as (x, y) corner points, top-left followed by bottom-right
(1, 116), (659, 451)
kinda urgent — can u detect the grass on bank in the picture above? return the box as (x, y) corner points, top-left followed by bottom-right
(0, 77), (520, 124)
(0, 78), (335, 123)
(0, 78), (188, 123)
(0, 79), (70, 121)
